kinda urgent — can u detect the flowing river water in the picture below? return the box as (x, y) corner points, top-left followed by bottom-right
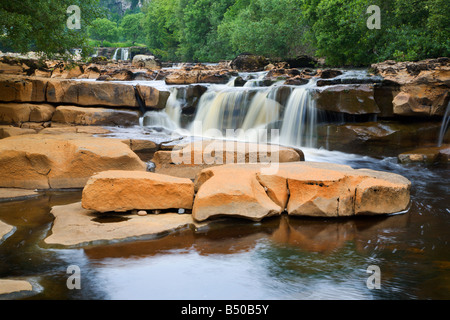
(0, 70), (449, 300)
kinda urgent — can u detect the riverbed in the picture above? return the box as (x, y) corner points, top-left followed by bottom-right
(0, 146), (448, 300)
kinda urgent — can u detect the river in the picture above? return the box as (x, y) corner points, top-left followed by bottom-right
(0, 69), (448, 300)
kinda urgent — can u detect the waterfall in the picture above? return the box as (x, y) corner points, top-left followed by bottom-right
(191, 87), (255, 133)
(279, 83), (317, 148)
(140, 88), (182, 131)
(112, 48), (119, 61)
(188, 80), (318, 148)
(438, 102), (450, 147)
(121, 48), (130, 61)
(112, 48), (130, 61)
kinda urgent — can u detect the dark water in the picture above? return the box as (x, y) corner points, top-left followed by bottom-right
(0, 149), (449, 300)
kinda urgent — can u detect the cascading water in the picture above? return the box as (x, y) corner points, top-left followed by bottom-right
(140, 87), (182, 131)
(438, 101), (450, 147)
(190, 78), (317, 148)
(279, 81), (318, 148)
(112, 48), (130, 61)
(112, 48), (119, 61)
(140, 71), (319, 149)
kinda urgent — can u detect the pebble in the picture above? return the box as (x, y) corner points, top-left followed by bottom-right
(137, 210), (148, 216)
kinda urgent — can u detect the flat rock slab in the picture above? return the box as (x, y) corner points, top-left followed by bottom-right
(0, 279), (33, 296)
(0, 125), (36, 139)
(0, 134), (146, 189)
(44, 202), (204, 247)
(153, 140), (303, 180)
(398, 145), (450, 164)
(0, 220), (14, 243)
(51, 105), (140, 127)
(82, 170), (195, 213)
(0, 188), (41, 202)
(193, 162), (411, 221)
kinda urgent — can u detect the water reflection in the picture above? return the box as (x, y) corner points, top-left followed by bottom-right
(0, 156), (448, 299)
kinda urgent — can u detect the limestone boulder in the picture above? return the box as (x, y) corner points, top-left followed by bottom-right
(51, 106), (140, 126)
(132, 55), (162, 70)
(0, 220), (14, 243)
(193, 164), (284, 222)
(153, 140), (303, 180)
(0, 76), (47, 103)
(0, 134), (146, 189)
(81, 170), (195, 213)
(46, 79), (170, 109)
(192, 162), (411, 221)
(312, 84), (380, 115)
(230, 54), (269, 72)
(0, 103), (55, 125)
(371, 58), (450, 116)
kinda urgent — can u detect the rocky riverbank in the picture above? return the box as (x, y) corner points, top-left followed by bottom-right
(0, 53), (448, 254)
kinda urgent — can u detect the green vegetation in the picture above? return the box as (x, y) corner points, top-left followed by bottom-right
(1, 0), (449, 65)
(0, 0), (103, 58)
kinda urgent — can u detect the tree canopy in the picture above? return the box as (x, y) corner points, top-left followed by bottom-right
(0, 0), (103, 58)
(1, 0), (449, 65)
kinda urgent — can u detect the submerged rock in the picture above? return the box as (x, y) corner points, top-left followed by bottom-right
(398, 145), (450, 164)
(193, 162), (411, 221)
(0, 220), (14, 242)
(0, 279), (33, 296)
(44, 202), (204, 247)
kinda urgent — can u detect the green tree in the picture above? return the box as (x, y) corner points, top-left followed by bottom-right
(120, 13), (145, 45)
(302, 0), (449, 66)
(89, 18), (119, 46)
(143, 0), (181, 60)
(178, 0), (236, 61)
(0, 0), (103, 59)
(218, 0), (311, 59)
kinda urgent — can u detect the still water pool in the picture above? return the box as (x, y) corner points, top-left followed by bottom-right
(0, 149), (448, 300)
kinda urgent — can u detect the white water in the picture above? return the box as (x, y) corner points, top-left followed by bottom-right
(113, 48), (130, 61)
(438, 101), (449, 147)
(279, 81), (317, 148)
(140, 88), (182, 131)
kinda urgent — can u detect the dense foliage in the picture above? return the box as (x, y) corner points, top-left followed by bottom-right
(141, 0), (449, 64)
(1, 0), (449, 65)
(0, 0), (103, 58)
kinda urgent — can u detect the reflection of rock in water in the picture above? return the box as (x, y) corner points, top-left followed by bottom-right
(84, 211), (411, 261)
(271, 215), (356, 254)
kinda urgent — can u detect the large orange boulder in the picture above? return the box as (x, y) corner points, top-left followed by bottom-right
(192, 162), (411, 221)
(81, 170), (195, 213)
(0, 134), (146, 189)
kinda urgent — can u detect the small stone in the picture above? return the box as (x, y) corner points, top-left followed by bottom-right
(137, 210), (147, 216)
(178, 209), (185, 214)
